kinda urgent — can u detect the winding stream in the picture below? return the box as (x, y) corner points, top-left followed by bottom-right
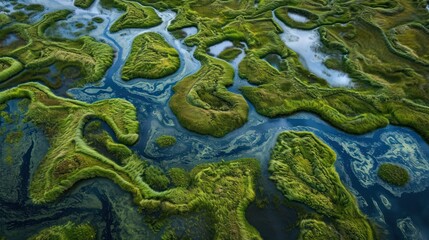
(1, 1), (429, 239)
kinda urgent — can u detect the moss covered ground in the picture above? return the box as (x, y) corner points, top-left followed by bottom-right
(168, 167), (190, 188)
(29, 222), (96, 240)
(0, 14), (11, 27)
(378, 163), (410, 186)
(107, 0), (162, 33)
(122, 32), (180, 80)
(218, 48), (242, 61)
(74, 0), (95, 9)
(0, 57), (23, 82)
(155, 135), (177, 148)
(170, 56), (249, 137)
(269, 131), (376, 240)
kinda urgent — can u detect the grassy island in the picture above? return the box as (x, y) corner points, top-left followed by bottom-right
(169, 56), (249, 137)
(29, 222), (96, 240)
(378, 163), (410, 186)
(155, 135), (177, 148)
(218, 48), (242, 61)
(122, 32), (180, 80)
(152, 0), (292, 137)
(108, 1), (162, 33)
(74, 0), (95, 9)
(0, 57), (23, 82)
(269, 131), (375, 239)
(0, 83), (262, 239)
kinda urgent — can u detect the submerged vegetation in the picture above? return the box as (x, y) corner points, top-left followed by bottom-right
(122, 32), (180, 80)
(378, 163), (410, 186)
(269, 131), (375, 239)
(155, 135), (177, 148)
(29, 222), (96, 240)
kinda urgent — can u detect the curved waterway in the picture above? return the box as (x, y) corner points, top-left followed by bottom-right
(1, 1), (429, 239)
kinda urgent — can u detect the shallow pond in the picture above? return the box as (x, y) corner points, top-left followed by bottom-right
(1, 1), (429, 239)
(263, 53), (282, 70)
(208, 40), (234, 56)
(287, 12), (309, 23)
(0, 34), (20, 47)
(181, 26), (198, 37)
(272, 12), (353, 87)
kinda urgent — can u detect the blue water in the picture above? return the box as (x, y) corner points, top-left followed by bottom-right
(1, 1), (429, 239)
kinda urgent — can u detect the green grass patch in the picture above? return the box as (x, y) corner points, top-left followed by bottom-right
(269, 131), (375, 239)
(0, 14), (11, 27)
(0, 57), (23, 82)
(168, 168), (190, 188)
(110, 1), (162, 32)
(170, 55), (248, 137)
(218, 47), (242, 61)
(92, 17), (104, 24)
(5, 130), (23, 144)
(122, 32), (180, 80)
(155, 135), (177, 148)
(74, 0), (95, 9)
(378, 163), (410, 186)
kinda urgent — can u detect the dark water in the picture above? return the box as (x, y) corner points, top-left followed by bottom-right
(1, 0), (429, 239)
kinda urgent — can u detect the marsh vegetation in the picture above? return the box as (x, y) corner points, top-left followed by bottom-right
(122, 32), (180, 80)
(378, 163), (410, 186)
(269, 131), (376, 239)
(1, 0), (429, 238)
